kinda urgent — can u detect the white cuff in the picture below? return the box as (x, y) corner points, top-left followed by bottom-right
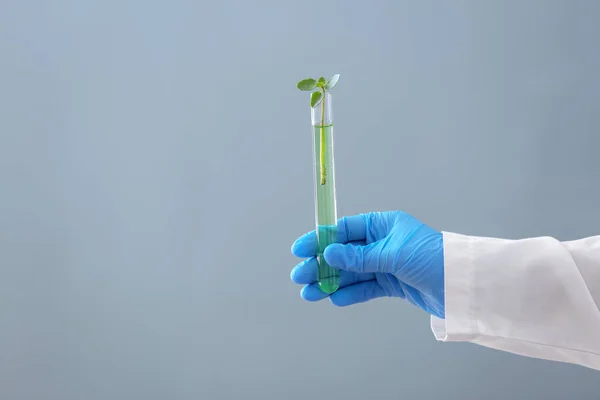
(431, 232), (481, 342)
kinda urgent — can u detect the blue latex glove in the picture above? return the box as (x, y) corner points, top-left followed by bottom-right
(290, 211), (445, 318)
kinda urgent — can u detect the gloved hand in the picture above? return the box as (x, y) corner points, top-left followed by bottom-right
(290, 211), (445, 318)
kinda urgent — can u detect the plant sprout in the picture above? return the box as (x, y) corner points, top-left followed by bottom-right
(296, 73), (340, 185)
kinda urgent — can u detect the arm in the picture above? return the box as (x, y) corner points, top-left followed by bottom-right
(432, 232), (600, 370)
(290, 211), (600, 371)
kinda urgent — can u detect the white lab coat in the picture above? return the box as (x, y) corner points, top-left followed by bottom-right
(431, 232), (600, 371)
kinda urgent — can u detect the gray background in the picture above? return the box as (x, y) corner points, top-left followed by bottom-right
(1, 0), (599, 399)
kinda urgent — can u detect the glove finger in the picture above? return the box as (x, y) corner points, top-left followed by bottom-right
(337, 214), (369, 242)
(291, 257), (376, 285)
(291, 238), (366, 266)
(323, 242), (382, 273)
(290, 258), (318, 284)
(329, 281), (387, 307)
(300, 283), (330, 302)
(290, 214), (369, 258)
(291, 230), (317, 258)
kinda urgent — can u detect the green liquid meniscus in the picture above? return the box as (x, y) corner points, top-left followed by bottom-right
(313, 124), (340, 294)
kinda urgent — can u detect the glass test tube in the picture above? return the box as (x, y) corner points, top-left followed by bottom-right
(310, 91), (340, 294)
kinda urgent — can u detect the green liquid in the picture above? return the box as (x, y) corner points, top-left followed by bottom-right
(313, 124), (340, 294)
(316, 225), (339, 294)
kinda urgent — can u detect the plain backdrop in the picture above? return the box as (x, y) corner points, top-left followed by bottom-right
(1, 0), (599, 399)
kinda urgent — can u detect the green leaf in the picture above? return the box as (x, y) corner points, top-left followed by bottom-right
(297, 78), (317, 91)
(310, 91), (323, 108)
(317, 77), (326, 86)
(325, 73), (340, 90)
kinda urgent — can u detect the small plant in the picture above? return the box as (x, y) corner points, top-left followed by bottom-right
(296, 73), (340, 185)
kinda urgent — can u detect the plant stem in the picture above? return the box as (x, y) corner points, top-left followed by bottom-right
(320, 88), (326, 185)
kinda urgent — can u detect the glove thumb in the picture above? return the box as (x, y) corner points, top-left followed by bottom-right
(323, 242), (380, 273)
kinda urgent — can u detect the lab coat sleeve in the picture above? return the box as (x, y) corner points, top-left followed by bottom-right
(431, 232), (600, 370)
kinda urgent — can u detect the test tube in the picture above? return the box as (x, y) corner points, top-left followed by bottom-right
(310, 91), (340, 294)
